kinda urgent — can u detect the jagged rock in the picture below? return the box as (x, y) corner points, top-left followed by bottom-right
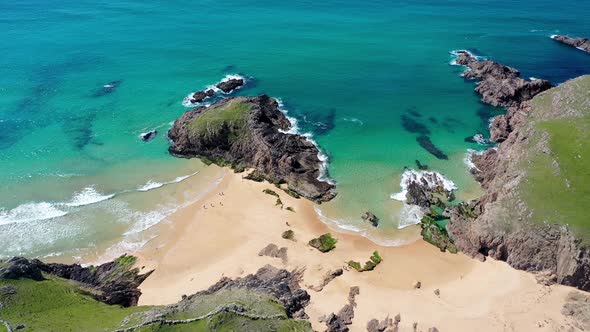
(361, 211), (379, 227)
(140, 130), (157, 142)
(366, 316), (394, 332)
(190, 89), (215, 103)
(455, 51), (552, 107)
(551, 35), (590, 54)
(216, 78), (245, 93)
(168, 95), (336, 203)
(404, 172), (455, 209)
(0, 257), (44, 281)
(195, 264), (309, 319)
(320, 287), (359, 332)
(258, 243), (288, 263)
(0, 255), (152, 307)
(310, 268), (343, 292)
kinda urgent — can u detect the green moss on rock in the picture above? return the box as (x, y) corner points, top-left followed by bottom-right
(308, 233), (337, 253)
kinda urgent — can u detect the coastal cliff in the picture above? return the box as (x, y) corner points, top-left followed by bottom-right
(552, 35), (590, 54)
(168, 95), (336, 203)
(448, 65), (590, 291)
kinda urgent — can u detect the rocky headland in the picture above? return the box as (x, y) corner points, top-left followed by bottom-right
(551, 35), (590, 54)
(168, 95), (336, 203)
(446, 54), (590, 291)
(454, 51), (553, 107)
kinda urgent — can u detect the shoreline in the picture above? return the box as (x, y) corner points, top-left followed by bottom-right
(133, 166), (580, 331)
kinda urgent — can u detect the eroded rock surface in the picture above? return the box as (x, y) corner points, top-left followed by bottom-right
(168, 95), (336, 203)
(552, 35), (590, 54)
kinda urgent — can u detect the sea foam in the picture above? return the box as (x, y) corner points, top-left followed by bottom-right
(0, 202), (68, 226)
(182, 74), (247, 107)
(137, 171), (199, 192)
(390, 169), (457, 202)
(64, 187), (115, 207)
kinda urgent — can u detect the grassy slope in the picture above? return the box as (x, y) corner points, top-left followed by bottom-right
(519, 75), (590, 240)
(0, 275), (311, 332)
(187, 98), (253, 141)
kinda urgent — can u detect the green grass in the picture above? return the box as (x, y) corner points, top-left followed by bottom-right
(114, 254), (137, 269)
(520, 116), (590, 239)
(187, 99), (253, 141)
(308, 233), (337, 253)
(0, 277), (151, 331)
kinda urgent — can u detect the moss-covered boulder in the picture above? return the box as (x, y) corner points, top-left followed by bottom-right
(308, 233), (337, 253)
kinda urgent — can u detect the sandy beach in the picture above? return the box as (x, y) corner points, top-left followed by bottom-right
(135, 167), (582, 331)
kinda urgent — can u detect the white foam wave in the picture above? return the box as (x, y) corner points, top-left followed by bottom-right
(64, 187), (115, 207)
(276, 98), (300, 134)
(182, 74), (247, 107)
(342, 117), (364, 126)
(464, 149), (485, 171)
(390, 169), (457, 202)
(550, 34), (558, 39)
(137, 171), (199, 192)
(0, 202), (68, 226)
(449, 49), (486, 66)
(397, 204), (424, 229)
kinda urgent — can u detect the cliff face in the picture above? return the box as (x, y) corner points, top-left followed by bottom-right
(168, 95), (336, 203)
(448, 75), (590, 291)
(552, 35), (590, 54)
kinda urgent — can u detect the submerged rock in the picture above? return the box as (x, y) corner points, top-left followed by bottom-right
(94, 80), (122, 97)
(361, 211), (379, 227)
(416, 135), (448, 160)
(168, 95), (336, 203)
(454, 51), (552, 107)
(139, 130), (157, 142)
(551, 35), (590, 54)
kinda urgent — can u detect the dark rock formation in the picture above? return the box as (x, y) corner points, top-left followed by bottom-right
(93, 80), (122, 97)
(415, 160), (428, 170)
(216, 77), (244, 93)
(194, 264), (310, 319)
(361, 211), (379, 227)
(319, 286), (359, 332)
(551, 35), (590, 54)
(455, 51), (552, 107)
(404, 172), (455, 209)
(489, 102), (530, 143)
(189, 88), (215, 103)
(401, 114), (430, 135)
(140, 130), (157, 142)
(0, 255), (152, 307)
(416, 136), (448, 160)
(168, 95), (336, 203)
(258, 243), (288, 263)
(309, 269), (343, 292)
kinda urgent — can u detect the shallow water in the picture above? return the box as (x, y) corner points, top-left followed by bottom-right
(1, 0), (589, 258)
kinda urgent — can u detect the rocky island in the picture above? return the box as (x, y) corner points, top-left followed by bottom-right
(551, 35), (590, 54)
(446, 53), (590, 291)
(168, 95), (336, 203)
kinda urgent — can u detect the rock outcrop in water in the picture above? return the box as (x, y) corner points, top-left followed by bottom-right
(0, 255), (152, 307)
(168, 95), (336, 203)
(551, 35), (590, 54)
(448, 75), (590, 292)
(454, 51), (553, 107)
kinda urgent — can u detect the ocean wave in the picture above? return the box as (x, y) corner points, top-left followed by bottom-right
(342, 117), (364, 126)
(64, 187), (115, 207)
(390, 169), (457, 202)
(137, 171), (199, 192)
(464, 149), (486, 171)
(276, 98), (300, 134)
(397, 204), (424, 229)
(0, 202), (68, 226)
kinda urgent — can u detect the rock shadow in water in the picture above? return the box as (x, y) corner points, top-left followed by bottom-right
(400, 114), (430, 135)
(417, 135), (448, 160)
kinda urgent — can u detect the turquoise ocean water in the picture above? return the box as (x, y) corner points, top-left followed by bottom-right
(1, 0), (589, 259)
